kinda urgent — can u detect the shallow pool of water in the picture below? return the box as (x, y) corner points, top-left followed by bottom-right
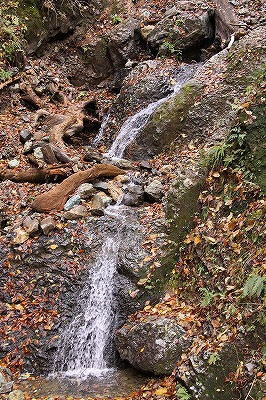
(17, 367), (151, 398)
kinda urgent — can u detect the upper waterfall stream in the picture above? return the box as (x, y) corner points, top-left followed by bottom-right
(107, 65), (197, 159)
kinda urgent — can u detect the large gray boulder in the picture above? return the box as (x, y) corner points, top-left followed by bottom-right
(115, 316), (192, 375)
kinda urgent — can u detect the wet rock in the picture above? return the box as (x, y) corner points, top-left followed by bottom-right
(90, 192), (112, 215)
(64, 195), (81, 211)
(64, 205), (87, 220)
(144, 180), (164, 202)
(40, 216), (56, 235)
(83, 149), (103, 163)
(19, 129), (32, 144)
(8, 159), (19, 169)
(125, 27), (266, 159)
(76, 183), (95, 199)
(107, 181), (124, 202)
(23, 216), (39, 236)
(0, 367), (13, 394)
(121, 183), (144, 206)
(8, 390), (25, 400)
(116, 317), (192, 375)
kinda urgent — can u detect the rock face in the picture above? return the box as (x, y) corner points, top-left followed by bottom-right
(147, 9), (215, 59)
(118, 26), (266, 160)
(115, 317), (192, 375)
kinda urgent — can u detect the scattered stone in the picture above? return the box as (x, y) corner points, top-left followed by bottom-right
(12, 227), (29, 244)
(140, 160), (152, 170)
(159, 164), (173, 175)
(40, 216), (56, 235)
(64, 205), (87, 220)
(22, 216), (39, 236)
(8, 159), (19, 169)
(90, 192), (112, 216)
(8, 389), (25, 400)
(121, 183), (144, 206)
(64, 195), (81, 211)
(33, 147), (44, 160)
(144, 179), (164, 202)
(23, 140), (33, 154)
(76, 183), (95, 199)
(114, 174), (130, 184)
(140, 25), (155, 41)
(0, 367), (13, 394)
(19, 129), (32, 144)
(93, 181), (108, 193)
(107, 181), (124, 202)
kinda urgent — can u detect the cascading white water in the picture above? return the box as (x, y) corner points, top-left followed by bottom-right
(107, 65), (197, 159)
(92, 112), (110, 147)
(54, 205), (126, 378)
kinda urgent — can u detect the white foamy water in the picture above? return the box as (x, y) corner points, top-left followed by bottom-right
(108, 65), (196, 158)
(54, 206), (125, 378)
(92, 112), (110, 147)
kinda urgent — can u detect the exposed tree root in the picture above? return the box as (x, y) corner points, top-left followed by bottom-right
(31, 164), (125, 212)
(0, 164), (73, 184)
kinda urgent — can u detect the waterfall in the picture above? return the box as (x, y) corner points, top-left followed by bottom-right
(107, 65), (197, 159)
(54, 205), (126, 378)
(92, 112), (110, 147)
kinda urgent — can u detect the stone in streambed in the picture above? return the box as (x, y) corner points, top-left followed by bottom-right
(40, 216), (56, 235)
(64, 205), (87, 220)
(76, 183), (95, 199)
(90, 192), (112, 216)
(64, 195), (81, 211)
(144, 179), (164, 202)
(115, 316), (192, 375)
(23, 216), (39, 236)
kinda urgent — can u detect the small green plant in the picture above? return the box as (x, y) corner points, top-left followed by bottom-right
(111, 13), (122, 24)
(242, 273), (265, 298)
(199, 287), (216, 306)
(208, 351), (221, 365)
(0, 67), (12, 82)
(176, 385), (191, 400)
(175, 19), (184, 27)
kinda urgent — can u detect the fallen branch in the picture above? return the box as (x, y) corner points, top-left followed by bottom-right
(0, 165), (73, 184)
(31, 164), (125, 212)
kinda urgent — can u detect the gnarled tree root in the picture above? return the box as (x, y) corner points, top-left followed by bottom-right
(31, 164), (125, 213)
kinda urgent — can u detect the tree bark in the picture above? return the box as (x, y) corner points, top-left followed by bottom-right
(31, 164), (125, 212)
(0, 165), (72, 183)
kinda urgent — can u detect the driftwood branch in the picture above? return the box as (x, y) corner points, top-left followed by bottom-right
(0, 165), (73, 184)
(31, 164), (125, 213)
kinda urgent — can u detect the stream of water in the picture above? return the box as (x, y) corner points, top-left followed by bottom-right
(107, 65), (197, 158)
(54, 205), (126, 378)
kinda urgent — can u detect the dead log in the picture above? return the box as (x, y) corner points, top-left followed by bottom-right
(0, 165), (72, 184)
(31, 164), (125, 213)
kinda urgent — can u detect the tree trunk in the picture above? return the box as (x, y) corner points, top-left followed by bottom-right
(31, 164), (125, 212)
